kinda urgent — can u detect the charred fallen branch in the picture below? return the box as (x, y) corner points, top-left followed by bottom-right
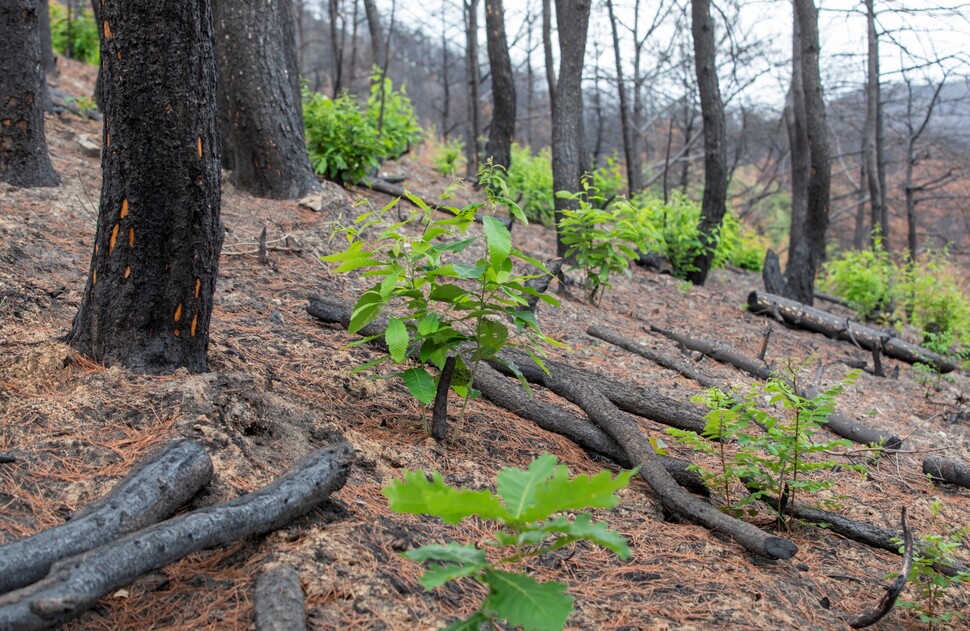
(587, 324), (718, 389)
(642, 322), (902, 450)
(923, 455), (970, 489)
(359, 178), (513, 230)
(254, 563), (307, 631)
(838, 508), (913, 629)
(0, 440), (213, 595)
(0, 443), (354, 631)
(747, 291), (957, 373)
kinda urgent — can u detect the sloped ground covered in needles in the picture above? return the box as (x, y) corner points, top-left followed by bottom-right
(0, 59), (968, 630)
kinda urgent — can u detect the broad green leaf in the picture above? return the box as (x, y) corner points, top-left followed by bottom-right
(402, 366), (436, 404)
(483, 215), (512, 268)
(482, 571), (572, 631)
(417, 313), (440, 336)
(383, 470), (510, 523)
(320, 240), (365, 262)
(453, 263), (486, 279)
(404, 542), (487, 566)
(349, 289), (386, 333)
(385, 317), (409, 363)
(496, 454), (559, 522)
(517, 464), (635, 523)
(429, 283), (469, 303)
(442, 612), (490, 631)
(333, 256), (383, 273)
(539, 514), (631, 558)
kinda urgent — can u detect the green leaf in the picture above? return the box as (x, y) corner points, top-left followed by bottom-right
(385, 317), (409, 363)
(483, 215), (512, 268)
(383, 470), (510, 523)
(402, 366), (436, 404)
(417, 313), (440, 336)
(452, 263), (486, 279)
(496, 454), (559, 521)
(539, 514), (631, 559)
(429, 283), (469, 303)
(442, 612), (491, 631)
(349, 288), (386, 334)
(482, 571), (572, 631)
(404, 543), (487, 589)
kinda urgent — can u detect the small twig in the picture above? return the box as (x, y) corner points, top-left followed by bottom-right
(823, 446), (948, 458)
(0, 453), (16, 464)
(757, 326), (772, 364)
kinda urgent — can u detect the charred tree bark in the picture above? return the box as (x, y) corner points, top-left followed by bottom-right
(463, 0), (481, 179)
(88, 0), (103, 109)
(551, 0), (591, 258)
(686, 0), (728, 286)
(67, 0), (223, 374)
(213, 0), (319, 199)
(362, 0), (385, 69)
(483, 0), (515, 170)
(605, 0), (641, 195)
(748, 291), (956, 373)
(586, 324), (718, 389)
(644, 318), (903, 449)
(0, 440), (213, 595)
(541, 0), (556, 107)
(863, 0), (886, 247)
(0, 0), (60, 188)
(785, 0), (831, 305)
(923, 455), (970, 489)
(0, 443), (354, 631)
(254, 563), (308, 631)
(328, 0), (344, 96)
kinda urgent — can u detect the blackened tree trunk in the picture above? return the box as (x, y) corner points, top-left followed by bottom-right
(362, 0), (385, 69)
(784, 6), (809, 288)
(0, 0), (59, 188)
(552, 0), (591, 258)
(863, 0), (886, 246)
(328, 0), (344, 97)
(542, 0), (556, 106)
(212, 0), (318, 200)
(68, 0), (223, 374)
(89, 0), (103, 109)
(785, 0), (831, 306)
(464, 0), (481, 179)
(40, 0), (56, 77)
(606, 0), (641, 195)
(686, 0), (727, 285)
(483, 0), (515, 170)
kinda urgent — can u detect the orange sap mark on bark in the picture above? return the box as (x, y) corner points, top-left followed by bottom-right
(94, 243), (99, 255)
(103, 21), (113, 39)
(106, 132), (110, 147)
(128, 227), (134, 247)
(174, 328), (180, 337)
(120, 198), (128, 218)
(116, 51), (121, 60)
(92, 270), (97, 285)
(190, 311), (199, 336)
(124, 265), (131, 278)
(194, 278), (201, 298)
(174, 303), (183, 322)
(108, 224), (119, 254)
(196, 137), (203, 158)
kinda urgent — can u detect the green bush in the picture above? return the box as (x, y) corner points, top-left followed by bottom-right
(366, 68), (423, 159)
(591, 155), (625, 202)
(506, 144), (555, 225)
(902, 250), (970, 344)
(819, 241), (898, 321)
(430, 136), (465, 176)
(303, 72), (421, 184)
(50, 1), (100, 65)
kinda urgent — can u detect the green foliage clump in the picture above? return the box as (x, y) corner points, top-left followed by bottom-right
(49, 1), (100, 65)
(366, 68), (423, 159)
(819, 240), (898, 321)
(590, 156), (625, 202)
(667, 361), (864, 527)
(506, 144), (555, 225)
(902, 251), (970, 345)
(303, 72), (421, 184)
(890, 500), (970, 628)
(322, 166), (559, 421)
(383, 454), (634, 631)
(557, 181), (650, 304)
(430, 136), (466, 177)
(630, 193), (765, 278)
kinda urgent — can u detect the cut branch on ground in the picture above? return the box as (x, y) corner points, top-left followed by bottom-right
(254, 563), (307, 631)
(0, 443), (354, 631)
(923, 454), (970, 489)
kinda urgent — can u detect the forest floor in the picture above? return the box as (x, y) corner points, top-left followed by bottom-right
(1, 59), (968, 630)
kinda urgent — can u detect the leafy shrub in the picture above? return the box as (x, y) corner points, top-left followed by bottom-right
(557, 181), (650, 304)
(322, 166), (559, 424)
(384, 454), (634, 631)
(303, 72), (421, 184)
(366, 68), (423, 159)
(901, 250), (970, 345)
(507, 144), (555, 225)
(50, 1), (100, 65)
(430, 136), (466, 176)
(591, 155), (625, 202)
(819, 240), (898, 321)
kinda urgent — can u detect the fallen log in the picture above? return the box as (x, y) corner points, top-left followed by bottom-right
(254, 563), (307, 631)
(643, 322), (903, 450)
(359, 178), (513, 230)
(747, 291), (957, 373)
(0, 440), (213, 595)
(587, 324), (718, 389)
(0, 443), (354, 631)
(539, 372), (797, 560)
(306, 297), (708, 495)
(838, 508), (913, 629)
(923, 454), (970, 489)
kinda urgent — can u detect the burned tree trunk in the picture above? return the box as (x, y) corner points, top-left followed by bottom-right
(68, 0), (223, 374)
(923, 455), (970, 489)
(0, 440), (213, 595)
(0, 0), (60, 188)
(0, 443), (354, 631)
(483, 0), (515, 170)
(213, 0), (319, 199)
(254, 564), (308, 631)
(747, 291), (956, 373)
